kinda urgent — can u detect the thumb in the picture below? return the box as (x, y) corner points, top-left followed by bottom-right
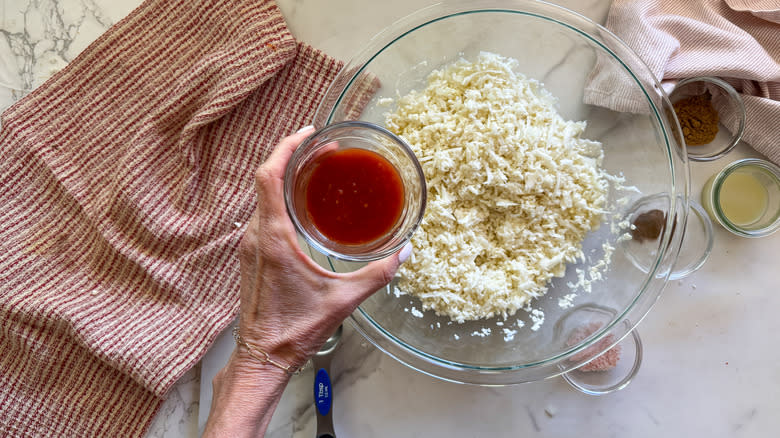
(347, 243), (413, 302)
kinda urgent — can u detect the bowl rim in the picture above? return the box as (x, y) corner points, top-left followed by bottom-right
(315, 0), (690, 385)
(668, 199), (714, 280)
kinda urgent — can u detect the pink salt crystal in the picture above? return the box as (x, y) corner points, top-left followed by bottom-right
(567, 322), (622, 372)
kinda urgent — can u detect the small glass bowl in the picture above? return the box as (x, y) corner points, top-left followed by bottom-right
(562, 322), (642, 396)
(701, 158), (780, 238)
(621, 194), (714, 280)
(669, 76), (745, 161)
(284, 121), (426, 261)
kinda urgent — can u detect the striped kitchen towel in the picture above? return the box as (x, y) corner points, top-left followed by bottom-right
(0, 0), (373, 436)
(584, 0), (780, 164)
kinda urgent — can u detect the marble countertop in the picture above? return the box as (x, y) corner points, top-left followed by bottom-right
(2, 0), (779, 437)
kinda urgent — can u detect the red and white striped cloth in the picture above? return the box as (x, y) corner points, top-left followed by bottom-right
(0, 0), (371, 436)
(584, 0), (780, 164)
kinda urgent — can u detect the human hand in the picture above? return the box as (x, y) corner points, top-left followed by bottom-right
(236, 126), (411, 371)
(204, 127), (411, 438)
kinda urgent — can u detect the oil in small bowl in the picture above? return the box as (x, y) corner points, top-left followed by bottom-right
(701, 158), (780, 237)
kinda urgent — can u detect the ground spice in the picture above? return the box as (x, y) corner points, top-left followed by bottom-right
(630, 208), (677, 243)
(631, 209), (665, 242)
(673, 92), (719, 146)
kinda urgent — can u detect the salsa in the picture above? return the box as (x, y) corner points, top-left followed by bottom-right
(305, 148), (404, 245)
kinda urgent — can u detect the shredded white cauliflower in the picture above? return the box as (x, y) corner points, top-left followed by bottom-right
(385, 52), (608, 323)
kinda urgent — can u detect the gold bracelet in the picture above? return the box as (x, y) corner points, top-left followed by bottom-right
(232, 326), (304, 375)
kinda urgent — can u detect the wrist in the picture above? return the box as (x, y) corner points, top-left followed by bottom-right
(233, 325), (310, 374)
(221, 347), (293, 394)
(204, 349), (292, 437)
(236, 322), (313, 371)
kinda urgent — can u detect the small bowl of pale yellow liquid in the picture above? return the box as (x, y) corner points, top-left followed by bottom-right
(701, 158), (780, 237)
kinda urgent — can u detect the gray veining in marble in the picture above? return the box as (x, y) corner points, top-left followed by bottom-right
(0, 0), (136, 111)
(146, 364), (201, 438)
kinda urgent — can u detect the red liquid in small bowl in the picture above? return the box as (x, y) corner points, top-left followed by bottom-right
(305, 148), (404, 245)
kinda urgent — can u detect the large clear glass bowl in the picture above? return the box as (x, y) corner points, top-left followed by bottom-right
(310, 0), (690, 385)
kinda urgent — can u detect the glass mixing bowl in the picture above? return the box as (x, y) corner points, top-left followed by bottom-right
(310, 0), (690, 385)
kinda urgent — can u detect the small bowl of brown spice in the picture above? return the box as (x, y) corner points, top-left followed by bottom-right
(669, 76), (746, 161)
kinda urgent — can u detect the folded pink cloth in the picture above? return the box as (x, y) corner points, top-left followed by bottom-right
(0, 0), (372, 436)
(584, 0), (780, 164)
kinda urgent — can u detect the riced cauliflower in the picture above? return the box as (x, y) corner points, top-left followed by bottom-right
(385, 52), (608, 323)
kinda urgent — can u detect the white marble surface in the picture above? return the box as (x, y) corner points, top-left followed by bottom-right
(3, 0), (780, 437)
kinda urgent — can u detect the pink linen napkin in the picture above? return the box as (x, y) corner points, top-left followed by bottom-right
(584, 0), (780, 164)
(0, 0), (374, 436)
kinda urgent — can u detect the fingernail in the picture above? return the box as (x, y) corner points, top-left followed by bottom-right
(398, 242), (413, 263)
(296, 125), (314, 134)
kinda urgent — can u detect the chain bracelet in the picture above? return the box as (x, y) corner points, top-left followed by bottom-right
(232, 326), (306, 375)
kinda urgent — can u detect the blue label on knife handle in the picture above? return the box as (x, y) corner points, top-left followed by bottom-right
(314, 368), (332, 416)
